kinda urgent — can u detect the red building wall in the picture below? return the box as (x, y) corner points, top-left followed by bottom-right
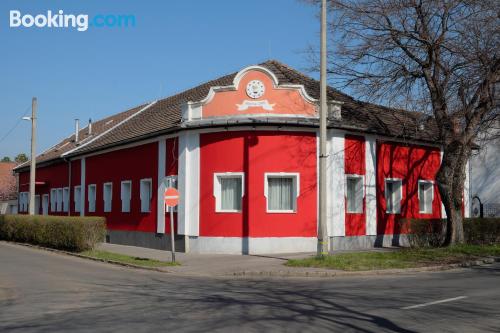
(85, 142), (158, 232)
(199, 131), (317, 238)
(344, 135), (366, 236)
(376, 141), (442, 235)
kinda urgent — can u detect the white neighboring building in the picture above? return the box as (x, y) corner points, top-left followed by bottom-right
(470, 127), (500, 217)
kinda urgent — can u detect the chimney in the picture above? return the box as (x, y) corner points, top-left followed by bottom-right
(327, 100), (343, 120)
(88, 118), (92, 136)
(75, 119), (80, 142)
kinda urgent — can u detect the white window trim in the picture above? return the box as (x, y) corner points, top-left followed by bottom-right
(140, 178), (153, 213)
(88, 184), (96, 213)
(103, 182), (113, 213)
(121, 180), (132, 213)
(264, 172), (300, 213)
(74, 186), (81, 213)
(418, 179), (434, 214)
(213, 172), (245, 213)
(385, 178), (403, 214)
(345, 174), (365, 214)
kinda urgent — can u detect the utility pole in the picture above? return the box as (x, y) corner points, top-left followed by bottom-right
(28, 97), (37, 215)
(317, 0), (329, 256)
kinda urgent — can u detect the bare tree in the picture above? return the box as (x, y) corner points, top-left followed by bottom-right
(308, 0), (499, 244)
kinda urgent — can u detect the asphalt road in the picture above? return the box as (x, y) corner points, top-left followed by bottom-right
(1, 242), (499, 333)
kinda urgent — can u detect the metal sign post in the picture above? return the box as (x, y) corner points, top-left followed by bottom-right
(164, 187), (179, 263)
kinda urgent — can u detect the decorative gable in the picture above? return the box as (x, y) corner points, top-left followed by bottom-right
(182, 66), (318, 121)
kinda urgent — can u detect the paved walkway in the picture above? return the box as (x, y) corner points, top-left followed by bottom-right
(97, 243), (398, 277)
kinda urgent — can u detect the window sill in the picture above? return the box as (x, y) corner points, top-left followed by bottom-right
(266, 210), (296, 214)
(216, 210), (242, 213)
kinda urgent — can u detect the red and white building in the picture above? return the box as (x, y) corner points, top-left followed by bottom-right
(14, 60), (471, 254)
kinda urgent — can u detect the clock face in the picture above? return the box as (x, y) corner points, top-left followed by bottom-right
(246, 80), (265, 99)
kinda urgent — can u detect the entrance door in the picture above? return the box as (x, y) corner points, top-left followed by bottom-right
(42, 194), (49, 215)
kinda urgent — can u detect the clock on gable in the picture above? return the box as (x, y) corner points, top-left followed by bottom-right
(246, 80), (265, 99)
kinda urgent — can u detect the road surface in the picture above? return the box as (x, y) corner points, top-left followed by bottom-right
(0, 242), (499, 332)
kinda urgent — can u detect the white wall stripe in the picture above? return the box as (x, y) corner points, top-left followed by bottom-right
(80, 158), (86, 216)
(327, 129), (345, 237)
(365, 135), (377, 235)
(157, 139), (166, 234)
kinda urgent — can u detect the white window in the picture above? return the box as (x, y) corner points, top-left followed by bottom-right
(385, 179), (402, 214)
(346, 175), (364, 213)
(56, 188), (63, 212)
(418, 180), (434, 214)
(88, 184), (96, 213)
(140, 178), (152, 213)
(121, 181), (132, 213)
(50, 189), (57, 212)
(34, 195), (40, 215)
(63, 187), (70, 212)
(164, 175), (178, 213)
(42, 194), (49, 215)
(74, 186), (81, 213)
(103, 182), (112, 213)
(264, 173), (299, 213)
(213, 173), (244, 212)
(19, 192), (28, 212)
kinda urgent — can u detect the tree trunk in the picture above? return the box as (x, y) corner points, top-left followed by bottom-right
(436, 140), (468, 246)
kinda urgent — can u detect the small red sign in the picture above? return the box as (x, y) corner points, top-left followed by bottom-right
(164, 187), (179, 207)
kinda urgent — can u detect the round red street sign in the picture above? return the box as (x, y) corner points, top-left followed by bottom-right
(164, 187), (179, 207)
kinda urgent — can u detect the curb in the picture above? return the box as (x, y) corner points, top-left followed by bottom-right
(2, 241), (172, 273)
(232, 257), (500, 278)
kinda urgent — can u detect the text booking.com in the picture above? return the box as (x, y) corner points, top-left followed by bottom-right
(9, 10), (135, 32)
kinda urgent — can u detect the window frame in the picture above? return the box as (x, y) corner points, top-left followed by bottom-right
(345, 174), (365, 214)
(88, 184), (97, 213)
(418, 179), (434, 214)
(74, 186), (81, 213)
(385, 178), (403, 214)
(264, 172), (300, 214)
(120, 180), (132, 213)
(103, 182), (113, 213)
(140, 178), (153, 213)
(213, 172), (245, 213)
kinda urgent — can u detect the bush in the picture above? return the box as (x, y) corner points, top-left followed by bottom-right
(399, 218), (500, 247)
(464, 218), (500, 245)
(0, 215), (106, 252)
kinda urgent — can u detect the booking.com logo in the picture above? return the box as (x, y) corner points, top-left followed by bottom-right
(9, 10), (136, 32)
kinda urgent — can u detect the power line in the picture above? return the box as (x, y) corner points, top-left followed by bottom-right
(0, 105), (32, 145)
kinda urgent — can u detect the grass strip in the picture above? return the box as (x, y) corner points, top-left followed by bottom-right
(286, 244), (500, 271)
(81, 250), (180, 267)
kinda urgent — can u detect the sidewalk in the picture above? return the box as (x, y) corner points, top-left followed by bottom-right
(97, 243), (400, 277)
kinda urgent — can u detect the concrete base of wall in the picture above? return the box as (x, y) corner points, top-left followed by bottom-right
(107, 230), (185, 252)
(187, 236), (318, 254)
(330, 234), (410, 251)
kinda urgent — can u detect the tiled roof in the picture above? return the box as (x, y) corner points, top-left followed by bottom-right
(0, 162), (17, 200)
(15, 60), (439, 172)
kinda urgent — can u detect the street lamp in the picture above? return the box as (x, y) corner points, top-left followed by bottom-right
(22, 98), (37, 215)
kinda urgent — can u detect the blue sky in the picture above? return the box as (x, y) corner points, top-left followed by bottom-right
(0, 0), (320, 158)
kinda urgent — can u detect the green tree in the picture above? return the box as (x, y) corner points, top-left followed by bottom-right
(14, 153), (28, 164)
(1, 156), (11, 162)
